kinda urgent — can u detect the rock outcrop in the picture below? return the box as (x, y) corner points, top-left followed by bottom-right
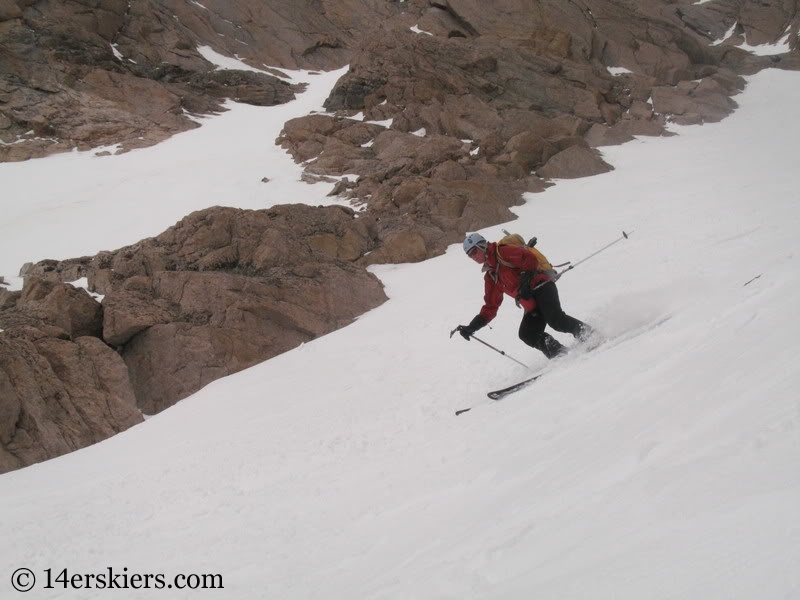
(0, 278), (140, 472)
(0, 325), (142, 474)
(2, 0), (797, 162)
(274, 0), (798, 261)
(1, 0), (382, 160)
(11, 205), (387, 417)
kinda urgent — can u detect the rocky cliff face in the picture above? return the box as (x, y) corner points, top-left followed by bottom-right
(277, 0), (798, 261)
(0, 205), (387, 471)
(1, 0), (797, 162)
(0, 288), (142, 473)
(1, 0), (797, 471)
(0, 0), (401, 160)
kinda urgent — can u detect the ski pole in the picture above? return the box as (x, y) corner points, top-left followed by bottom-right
(527, 230), (633, 293)
(450, 327), (533, 371)
(553, 230), (633, 282)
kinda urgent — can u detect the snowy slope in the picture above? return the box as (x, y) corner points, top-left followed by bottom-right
(1, 67), (799, 599)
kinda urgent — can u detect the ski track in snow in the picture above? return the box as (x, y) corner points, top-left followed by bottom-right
(1, 64), (800, 599)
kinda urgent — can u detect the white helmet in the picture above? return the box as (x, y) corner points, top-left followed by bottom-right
(463, 232), (487, 255)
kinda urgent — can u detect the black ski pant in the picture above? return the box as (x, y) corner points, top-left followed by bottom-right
(518, 281), (590, 359)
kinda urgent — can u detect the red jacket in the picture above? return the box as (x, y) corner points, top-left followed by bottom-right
(478, 242), (553, 322)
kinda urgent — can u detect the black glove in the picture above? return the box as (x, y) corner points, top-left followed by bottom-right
(518, 271), (534, 300)
(458, 315), (487, 341)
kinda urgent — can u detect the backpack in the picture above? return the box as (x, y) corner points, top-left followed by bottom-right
(496, 233), (557, 278)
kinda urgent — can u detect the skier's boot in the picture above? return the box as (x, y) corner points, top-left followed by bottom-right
(540, 334), (568, 359)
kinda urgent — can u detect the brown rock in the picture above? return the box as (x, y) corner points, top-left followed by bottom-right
(391, 179), (428, 206)
(431, 160), (467, 181)
(738, 0), (796, 45)
(0, 0), (22, 21)
(651, 79), (738, 124)
(13, 279), (103, 339)
(363, 230), (429, 265)
(24, 206), (387, 415)
(0, 288), (19, 311)
(102, 291), (175, 347)
(585, 117), (668, 147)
(585, 123), (633, 147)
(0, 329), (142, 473)
(537, 144), (613, 179)
(123, 263), (385, 414)
(3, 0), (788, 164)
(0, 0), (310, 161)
(629, 100), (655, 120)
(307, 228), (365, 261)
(495, 132), (558, 171)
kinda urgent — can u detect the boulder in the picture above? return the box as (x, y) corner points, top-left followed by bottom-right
(0, 0), (22, 22)
(537, 144), (614, 179)
(737, 0), (797, 45)
(0, 279), (103, 339)
(102, 291), (175, 347)
(585, 118), (668, 147)
(0, 328), (142, 474)
(123, 263), (385, 414)
(362, 230), (429, 265)
(651, 79), (739, 124)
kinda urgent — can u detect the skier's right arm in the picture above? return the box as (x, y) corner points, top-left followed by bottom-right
(479, 273), (504, 323)
(458, 275), (502, 341)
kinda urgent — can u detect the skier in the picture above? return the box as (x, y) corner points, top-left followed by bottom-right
(456, 232), (592, 359)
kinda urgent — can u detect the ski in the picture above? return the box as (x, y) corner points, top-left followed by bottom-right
(455, 339), (601, 414)
(454, 373), (544, 415)
(487, 373), (543, 400)
(454, 316), (674, 416)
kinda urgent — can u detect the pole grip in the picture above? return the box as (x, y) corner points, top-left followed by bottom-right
(560, 230), (633, 274)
